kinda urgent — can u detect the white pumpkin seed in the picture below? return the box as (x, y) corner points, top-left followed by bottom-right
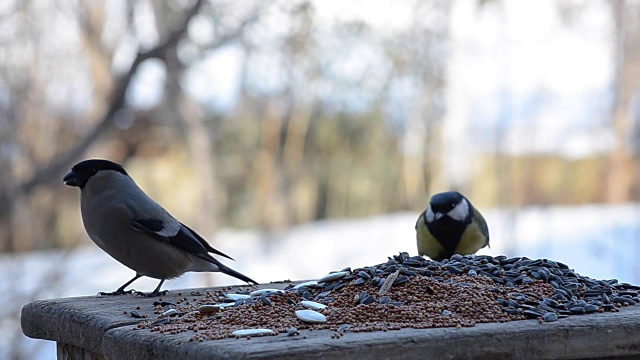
(159, 309), (179, 318)
(224, 293), (251, 301)
(301, 300), (327, 310)
(232, 329), (274, 337)
(249, 288), (284, 297)
(295, 309), (327, 323)
(215, 303), (236, 309)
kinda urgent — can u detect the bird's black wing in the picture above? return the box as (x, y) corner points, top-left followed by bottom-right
(131, 219), (233, 261)
(180, 222), (235, 260)
(131, 218), (258, 285)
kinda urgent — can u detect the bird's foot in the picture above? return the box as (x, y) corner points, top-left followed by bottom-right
(97, 289), (135, 297)
(133, 290), (168, 298)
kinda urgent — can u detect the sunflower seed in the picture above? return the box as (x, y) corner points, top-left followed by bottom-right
(542, 312), (558, 322)
(393, 275), (410, 286)
(151, 318), (171, 327)
(260, 295), (273, 306)
(152, 301), (175, 307)
(584, 304), (598, 313)
(613, 297), (636, 305)
(446, 265), (464, 274)
(523, 309), (543, 318)
(354, 278), (367, 285)
(403, 258), (424, 267)
(504, 308), (519, 315)
(360, 295), (375, 305)
(292, 281), (319, 289)
(569, 307), (585, 315)
(315, 291), (332, 300)
(318, 271), (349, 283)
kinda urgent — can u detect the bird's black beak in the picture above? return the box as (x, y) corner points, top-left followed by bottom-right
(63, 170), (78, 187)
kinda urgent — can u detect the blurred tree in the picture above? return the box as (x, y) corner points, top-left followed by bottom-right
(0, 0), (261, 251)
(606, 0), (640, 203)
(0, 0), (453, 252)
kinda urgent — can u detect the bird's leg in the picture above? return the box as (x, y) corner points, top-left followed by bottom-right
(98, 274), (142, 296)
(133, 277), (168, 297)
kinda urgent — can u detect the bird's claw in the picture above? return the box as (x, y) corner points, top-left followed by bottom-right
(133, 290), (168, 298)
(97, 289), (136, 297)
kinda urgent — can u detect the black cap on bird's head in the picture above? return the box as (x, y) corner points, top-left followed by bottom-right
(427, 191), (470, 223)
(63, 159), (128, 189)
(430, 191), (464, 212)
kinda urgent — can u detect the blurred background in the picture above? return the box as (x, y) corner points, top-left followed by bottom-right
(2, 0), (640, 358)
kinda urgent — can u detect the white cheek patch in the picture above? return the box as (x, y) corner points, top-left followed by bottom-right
(447, 198), (469, 222)
(425, 207), (435, 223)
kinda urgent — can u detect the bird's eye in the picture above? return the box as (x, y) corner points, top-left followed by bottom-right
(451, 203), (456, 209)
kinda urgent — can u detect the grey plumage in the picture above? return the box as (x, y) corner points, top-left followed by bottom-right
(64, 159), (257, 296)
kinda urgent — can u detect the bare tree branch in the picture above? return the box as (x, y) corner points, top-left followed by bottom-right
(19, 0), (206, 194)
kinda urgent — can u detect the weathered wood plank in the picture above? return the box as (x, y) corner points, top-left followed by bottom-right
(102, 307), (640, 360)
(21, 284), (278, 354)
(21, 283), (640, 360)
(57, 343), (104, 360)
(21, 294), (158, 353)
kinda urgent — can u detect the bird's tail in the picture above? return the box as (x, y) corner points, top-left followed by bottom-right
(218, 263), (258, 285)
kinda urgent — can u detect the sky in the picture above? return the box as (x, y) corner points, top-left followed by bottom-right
(445, 1), (614, 160)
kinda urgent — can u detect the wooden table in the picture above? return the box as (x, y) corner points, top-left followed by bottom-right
(21, 282), (640, 360)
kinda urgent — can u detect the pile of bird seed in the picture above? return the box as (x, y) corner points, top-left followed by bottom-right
(136, 253), (639, 341)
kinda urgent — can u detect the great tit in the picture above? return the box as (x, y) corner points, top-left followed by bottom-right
(64, 159), (258, 297)
(415, 191), (489, 262)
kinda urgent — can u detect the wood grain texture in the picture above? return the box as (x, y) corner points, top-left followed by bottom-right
(21, 283), (640, 360)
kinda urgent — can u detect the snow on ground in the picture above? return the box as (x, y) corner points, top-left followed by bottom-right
(4, 204), (640, 359)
